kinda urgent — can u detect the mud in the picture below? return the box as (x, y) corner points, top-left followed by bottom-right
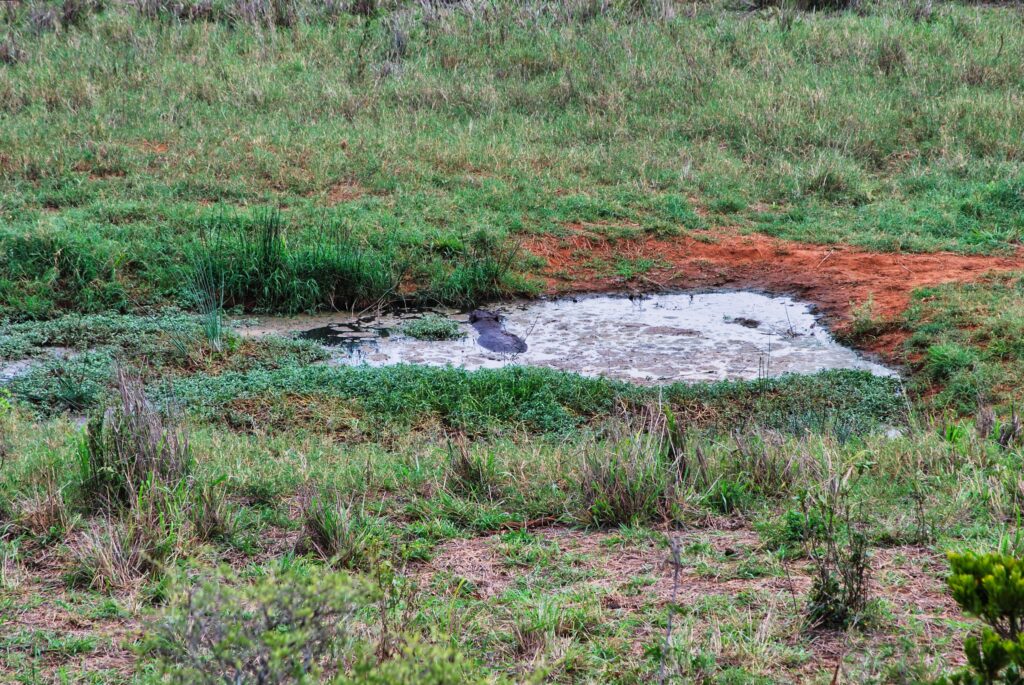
(250, 291), (895, 384)
(523, 228), (1024, 358)
(0, 347), (75, 386)
(0, 359), (36, 385)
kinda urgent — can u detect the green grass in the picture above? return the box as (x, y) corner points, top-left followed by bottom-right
(904, 272), (1024, 412)
(401, 314), (463, 341)
(152, 364), (905, 437)
(1, 0), (1023, 317)
(2, 1), (1023, 682)
(0, 400), (1017, 682)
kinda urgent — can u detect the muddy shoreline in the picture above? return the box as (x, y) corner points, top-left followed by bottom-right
(236, 290), (896, 384)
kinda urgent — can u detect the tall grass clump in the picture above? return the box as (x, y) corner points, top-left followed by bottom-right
(71, 366), (193, 589)
(72, 486), (187, 592)
(578, 403), (686, 527)
(297, 490), (379, 570)
(723, 431), (818, 499)
(444, 435), (502, 501)
(423, 230), (534, 309)
(194, 208), (402, 314)
(186, 254), (227, 354)
(78, 365), (192, 511)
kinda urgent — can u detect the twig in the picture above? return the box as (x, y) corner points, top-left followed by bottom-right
(815, 249), (835, 270)
(658, 537), (684, 684)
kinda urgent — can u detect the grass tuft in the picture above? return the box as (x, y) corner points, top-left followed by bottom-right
(79, 366), (191, 511)
(402, 314), (463, 341)
(298, 491), (378, 570)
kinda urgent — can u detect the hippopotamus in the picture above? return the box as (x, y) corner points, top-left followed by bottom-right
(468, 310), (527, 354)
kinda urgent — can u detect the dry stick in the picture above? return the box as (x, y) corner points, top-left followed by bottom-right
(658, 537), (684, 684)
(779, 554), (801, 616)
(815, 249), (836, 270)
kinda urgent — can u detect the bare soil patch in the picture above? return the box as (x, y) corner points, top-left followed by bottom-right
(325, 180), (367, 205)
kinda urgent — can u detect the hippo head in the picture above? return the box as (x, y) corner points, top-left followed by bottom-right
(468, 309), (500, 324)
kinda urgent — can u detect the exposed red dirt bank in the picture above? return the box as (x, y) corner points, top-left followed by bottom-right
(523, 229), (1023, 359)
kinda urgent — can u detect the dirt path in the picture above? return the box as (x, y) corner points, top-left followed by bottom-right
(523, 228), (1023, 358)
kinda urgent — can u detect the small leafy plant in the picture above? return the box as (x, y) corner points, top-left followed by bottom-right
(847, 294), (888, 341)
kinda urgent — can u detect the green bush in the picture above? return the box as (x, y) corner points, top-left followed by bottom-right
(933, 552), (1024, 684)
(758, 508), (827, 553)
(149, 567), (371, 684)
(421, 230), (535, 308)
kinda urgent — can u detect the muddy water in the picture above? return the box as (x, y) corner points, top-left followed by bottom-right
(0, 348), (75, 386)
(245, 292), (895, 384)
(0, 358), (36, 385)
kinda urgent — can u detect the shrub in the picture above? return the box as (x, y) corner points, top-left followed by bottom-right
(932, 552), (1024, 684)
(802, 471), (872, 630)
(149, 567), (371, 684)
(186, 254), (227, 354)
(78, 366), (191, 510)
(402, 314), (463, 341)
(948, 552), (1024, 641)
(703, 478), (750, 514)
(727, 431), (812, 499)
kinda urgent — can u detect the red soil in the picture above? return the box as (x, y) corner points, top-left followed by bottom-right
(523, 227), (1023, 359)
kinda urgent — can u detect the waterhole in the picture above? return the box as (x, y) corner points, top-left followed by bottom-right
(263, 291), (895, 384)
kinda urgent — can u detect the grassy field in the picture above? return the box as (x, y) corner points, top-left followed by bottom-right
(2, 0), (1024, 318)
(2, 0), (1024, 683)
